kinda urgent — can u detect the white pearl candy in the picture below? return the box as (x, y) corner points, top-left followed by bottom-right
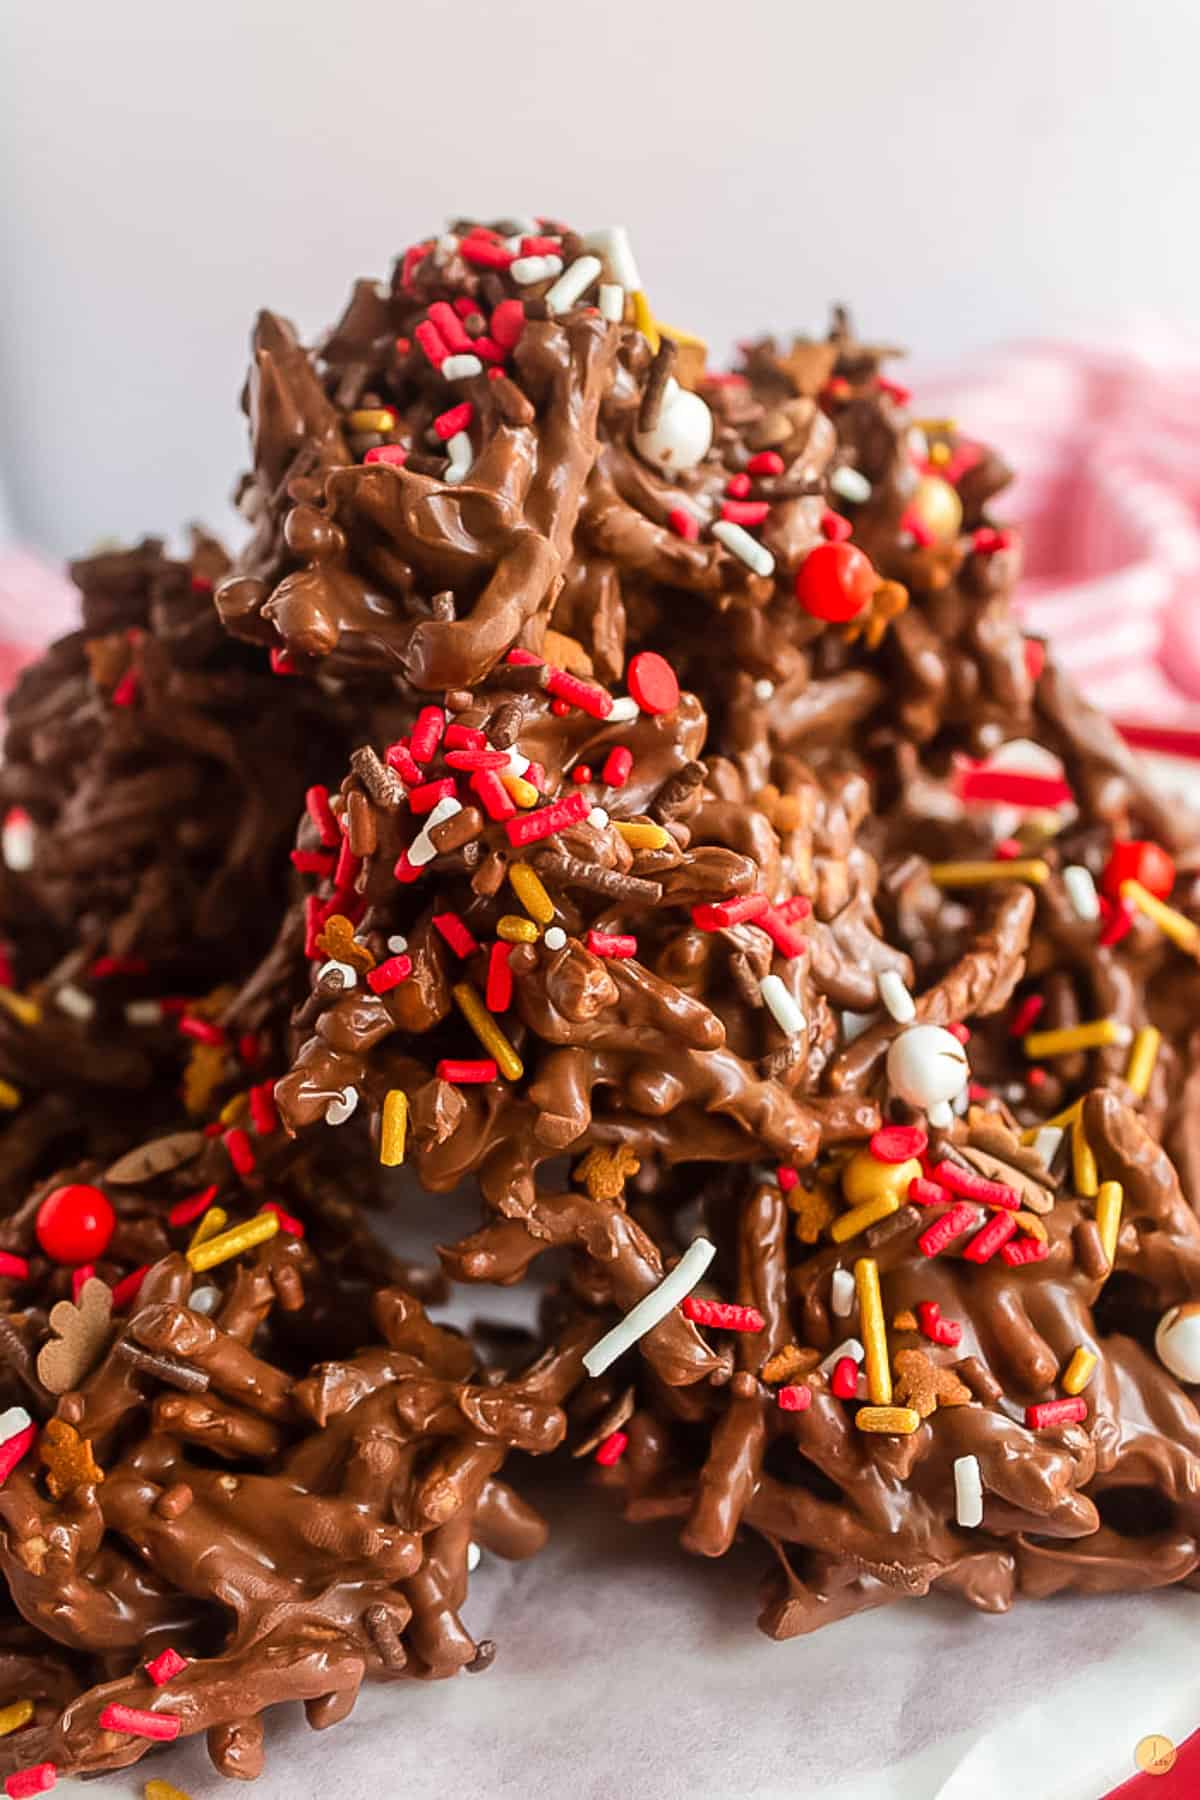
(633, 379), (713, 474)
(1155, 1304), (1200, 1383)
(886, 1024), (970, 1122)
(326, 1086), (359, 1127)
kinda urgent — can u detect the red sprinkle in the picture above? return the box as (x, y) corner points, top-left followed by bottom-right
(0, 1421), (36, 1487)
(1098, 897), (1136, 947)
(692, 893), (769, 931)
(490, 299), (526, 349)
(973, 526), (1012, 554)
(505, 791), (588, 847)
(249, 1082), (278, 1137)
(169, 1185), (219, 1229)
(385, 741), (423, 786)
(957, 767), (1072, 809)
(333, 835), (359, 892)
(994, 838), (1024, 861)
(414, 319), (449, 368)
(70, 1264), (95, 1302)
(962, 1212), (1018, 1263)
(5, 1762), (56, 1797)
(586, 930), (637, 959)
(758, 906), (809, 960)
(1025, 1397), (1087, 1430)
(506, 648), (542, 666)
(918, 1203), (978, 1257)
(145, 1647), (189, 1687)
(721, 499), (770, 527)
(946, 1021), (971, 1044)
(88, 954), (148, 979)
(434, 401), (474, 441)
(870, 1125), (928, 1164)
(777, 1384), (812, 1413)
(930, 1160), (1019, 1212)
(594, 1430), (628, 1468)
(681, 1297), (764, 1332)
(223, 1128), (255, 1178)
(305, 785), (340, 848)
(545, 668), (614, 719)
(776, 1166), (799, 1193)
(668, 506), (700, 541)
(571, 765), (593, 785)
(260, 1200), (305, 1238)
(1009, 993), (1046, 1037)
(916, 1301), (962, 1347)
(409, 778), (458, 815)
(462, 237), (515, 270)
(111, 668), (140, 708)
(178, 1015), (225, 1048)
(363, 444), (407, 468)
(445, 724), (486, 751)
(908, 1178), (952, 1208)
(367, 955), (413, 994)
(426, 300), (473, 355)
(602, 746), (633, 787)
(747, 451), (785, 476)
(725, 473), (752, 498)
(819, 508), (854, 543)
(110, 1265), (149, 1311)
(1023, 638), (1047, 683)
(486, 941), (514, 1011)
(399, 241), (432, 291)
(433, 913), (479, 959)
(877, 377), (912, 406)
(627, 651), (680, 717)
(436, 1059), (497, 1083)
(97, 1704), (179, 1743)
(446, 749), (511, 771)
(831, 1356), (860, 1399)
(409, 707), (446, 764)
(290, 848), (335, 877)
(1002, 1236), (1050, 1267)
(471, 769), (517, 822)
(304, 894), (325, 960)
(0, 1252), (27, 1282)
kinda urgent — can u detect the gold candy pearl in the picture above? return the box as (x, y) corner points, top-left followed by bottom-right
(909, 474), (963, 543)
(841, 1149), (922, 1207)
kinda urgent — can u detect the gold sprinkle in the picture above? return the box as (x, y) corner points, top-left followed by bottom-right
(613, 820), (671, 851)
(830, 1193), (900, 1244)
(1061, 1346), (1098, 1395)
(1023, 1018), (1130, 1058)
(188, 1207), (228, 1253)
(500, 772), (540, 809)
(347, 407), (396, 433)
(1095, 1179), (1124, 1268)
(0, 1079), (20, 1110)
(1072, 1112), (1099, 1198)
(855, 1257), (891, 1406)
(145, 1782), (195, 1800)
(0, 989), (40, 1027)
(187, 1212), (279, 1273)
(508, 862), (555, 925)
(855, 1406), (921, 1435)
(452, 983), (524, 1082)
(497, 914), (540, 944)
(928, 859), (1050, 889)
(1120, 879), (1200, 954)
(1124, 1025), (1161, 1100)
(0, 1700), (33, 1738)
(380, 1089), (408, 1167)
(631, 290), (660, 353)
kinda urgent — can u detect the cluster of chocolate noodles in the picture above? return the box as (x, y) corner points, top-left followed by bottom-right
(0, 536), (354, 1208)
(0, 1117), (586, 1787)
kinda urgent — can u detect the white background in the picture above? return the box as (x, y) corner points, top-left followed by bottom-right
(0, 0), (1197, 556)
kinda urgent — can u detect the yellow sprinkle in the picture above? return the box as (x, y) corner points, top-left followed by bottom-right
(1061, 1347), (1098, 1395)
(1023, 1018), (1130, 1059)
(508, 862), (555, 925)
(652, 318), (707, 352)
(928, 859), (1050, 888)
(500, 772), (540, 809)
(187, 1207), (228, 1253)
(347, 408), (396, 433)
(929, 442), (951, 466)
(1095, 1179), (1124, 1268)
(0, 1700), (33, 1737)
(614, 820), (671, 851)
(497, 914), (540, 944)
(0, 1080), (20, 1111)
(453, 983), (524, 1082)
(855, 1406), (922, 1435)
(1124, 1025), (1161, 1100)
(187, 1211), (279, 1273)
(1021, 1096), (1083, 1144)
(1072, 1112), (1098, 1198)
(1121, 879), (1200, 953)
(631, 289), (660, 353)
(0, 989), (40, 1027)
(145, 1782), (195, 1800)
(218, 1090), (249, 1127)
(854, 1257), (892, 1405)
(379, 1089), (408, 1167)
(830, 1193), (900, 1244)
(915, 417), (958, 435)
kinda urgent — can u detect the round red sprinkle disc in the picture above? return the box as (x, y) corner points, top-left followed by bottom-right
(869, 1125), (928, 1164)
(628, 652), (679, 716)
(36, 1184), (116, 1265)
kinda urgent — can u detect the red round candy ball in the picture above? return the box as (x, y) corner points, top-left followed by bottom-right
(794, 542), (877, 622)
(627, 651), (680, 716)
(36, 1184), (116, 1265)
(1101, 840), (1176, 902)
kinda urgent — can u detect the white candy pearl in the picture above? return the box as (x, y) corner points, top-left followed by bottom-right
(886, 1024), (970, 1113)
(1155, 1304), (1200, 1383)
(633, 379), (713, 474)
(326, 1086), (359, 1126)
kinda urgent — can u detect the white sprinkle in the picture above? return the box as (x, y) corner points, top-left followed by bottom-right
(830, 465), (872, 503)
(124, 999), (163, 1027)
(188, 1286), (221, 1315)
(1032, 1125), (1064, 1169)
(55, 984), (96, 1022)
(466, 1541), (482, 1573)
(545, 254), (602, 314)
(930, 1102), (954, 1129)
(510, 254), (563, 287)
(876, 969), (916, 1024)
(819, 1337), (864, 1378)
(587, 807), (610, 830)
(1063, 864), (1100, 921)
(326, 1087), (359, 1127)
(0, 1406), (32, 1445)
(583, 226), (641, 294)
(712, 520), (775, 579)
(543, 926), (567, 951)
(830, 1269), (856, 1317)
(954, 1453), (984, 1528)
(444, 430), (474, 485)
(753, 678), (775, 702)
(441, 354), (482, 381)
(841, 1010), (876, 1043)
(760, 973), (805, 1038)
(583, 1237), (716, 1377)
(606, 696), (640, 724)
(1, 811), (33, 872)
(317, 958), (358, 991)
(504, 747), (531, 776)
(908, 427), (930, 461)
(598, 283), (625, 323)
(387, 935), (409, 955)
(409, 795), (462, 867)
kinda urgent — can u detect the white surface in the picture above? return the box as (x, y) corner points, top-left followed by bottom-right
(1, 0), (1198, 554)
